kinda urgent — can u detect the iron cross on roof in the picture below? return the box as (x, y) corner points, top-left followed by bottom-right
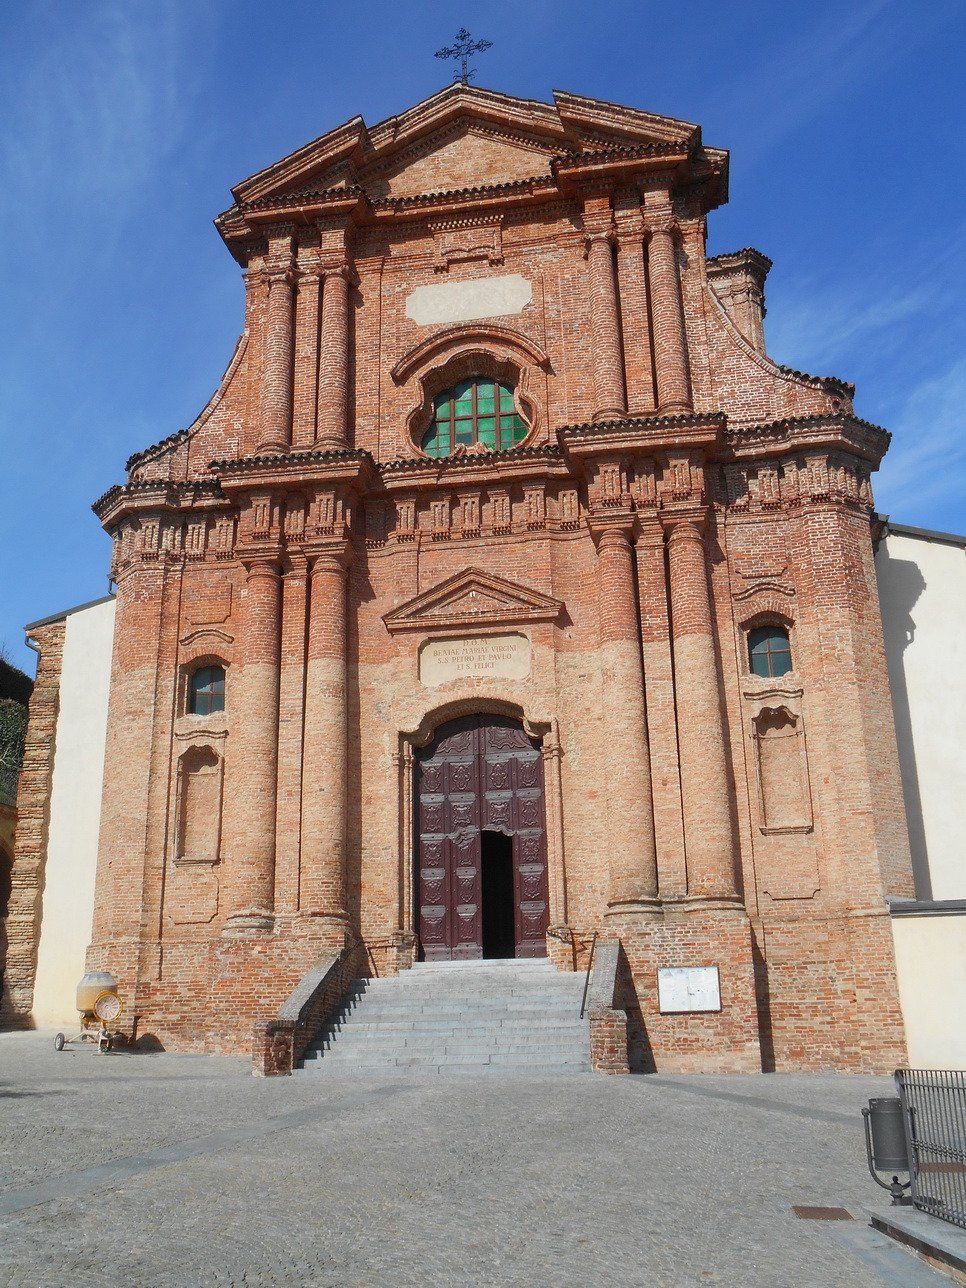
(435, 28), (493, 85)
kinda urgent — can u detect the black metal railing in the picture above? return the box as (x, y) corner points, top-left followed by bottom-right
(896, 1068), (966, 1230)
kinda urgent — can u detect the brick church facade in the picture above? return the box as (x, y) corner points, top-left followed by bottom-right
(85, 85), (913, 1071)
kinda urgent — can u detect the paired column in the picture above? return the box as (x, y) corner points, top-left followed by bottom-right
(645, 218), (691, 413)
(292, 268), (322, 448)
(224, 557), (282, 930)
(586, 232), (627, 421)
(299, 546), (350, 935)
(316, 267), (351, 449)
(615, 224), (657, 412)
(595, 523), (660, 915)
(258, 269), (295, 454)
(665, 519), (739, 903)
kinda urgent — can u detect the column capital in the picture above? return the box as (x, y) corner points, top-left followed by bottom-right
(319, 260), (359, 287)
(661, 507), (709, 541)
(240, 553), (282, 579)
(304, 540), (351, 574)
(264, 265), (296, 288)
(589, 518), (635, 552)
(582, 227), (616, 256)
(644, 217), (680, 242)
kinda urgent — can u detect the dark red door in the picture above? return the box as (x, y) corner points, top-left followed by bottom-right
(416, 715), (549, 960)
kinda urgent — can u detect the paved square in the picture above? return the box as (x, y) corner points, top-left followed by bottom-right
(0, 1033), (948, 1287)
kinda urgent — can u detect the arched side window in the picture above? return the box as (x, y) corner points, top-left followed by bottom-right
(748, 626), (792, 678)
(189, 665), (225, 715)
(421, 378), (527, 458)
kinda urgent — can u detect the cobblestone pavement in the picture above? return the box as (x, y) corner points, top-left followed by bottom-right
(0, 1032), (947, 1288)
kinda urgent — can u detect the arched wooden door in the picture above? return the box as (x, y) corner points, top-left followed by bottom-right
(415, 714), (550, 960)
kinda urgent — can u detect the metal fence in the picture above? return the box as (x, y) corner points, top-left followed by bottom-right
(896, 1068), (966, 1229)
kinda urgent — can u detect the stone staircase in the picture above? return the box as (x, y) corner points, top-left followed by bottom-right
(298, 958), (592, 1076)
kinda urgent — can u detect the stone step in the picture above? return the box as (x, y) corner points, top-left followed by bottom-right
(299, 959), (592, 1076)
(322, 1025), (587, 1035)
(318, 1030), (589, 1051)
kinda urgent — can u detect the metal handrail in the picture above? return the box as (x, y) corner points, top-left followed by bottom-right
(896, 1068), (966, 1230)
(579, 932), (598, 1019)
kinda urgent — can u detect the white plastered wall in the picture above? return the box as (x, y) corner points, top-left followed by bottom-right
(892, 915), (966, 1070)
(32, 597), (115, 1027)
(875, 529), (966, 900)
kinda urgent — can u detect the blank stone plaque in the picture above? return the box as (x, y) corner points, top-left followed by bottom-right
(657, 966), (721, 1014)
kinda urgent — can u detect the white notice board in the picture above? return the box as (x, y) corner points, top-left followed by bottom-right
(657, 966), (721, 1014)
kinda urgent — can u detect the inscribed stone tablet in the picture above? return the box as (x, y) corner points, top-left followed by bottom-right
(419, 634), (531, 686)
(657, 966), (721, 1014)
(406, 275), (532, 326)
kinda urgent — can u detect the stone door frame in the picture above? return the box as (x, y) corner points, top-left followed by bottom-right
(395, 698), (567, 953)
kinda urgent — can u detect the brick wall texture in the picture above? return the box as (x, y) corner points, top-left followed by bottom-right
(64, 85), (912, 1070)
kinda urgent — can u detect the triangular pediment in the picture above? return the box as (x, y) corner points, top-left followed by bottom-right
(229, 84), (703, 207)
(383, 567), (563, 634)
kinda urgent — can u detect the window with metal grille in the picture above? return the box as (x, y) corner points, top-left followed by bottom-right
(189, 665), (225, 715)
(748, 626), (793, 678)
(421, 378), (527, 458)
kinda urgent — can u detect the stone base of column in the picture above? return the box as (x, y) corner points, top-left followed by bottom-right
(254, 439), (289, 455)
(604, 898), (663, 922)
(592, 406), (626, 422)
(673, 895), (746, 914)
(657, 399), (692, 415)
(312, 434), (348, 452)
(298, 911), (352, 951)
(222, 909), (275, 937)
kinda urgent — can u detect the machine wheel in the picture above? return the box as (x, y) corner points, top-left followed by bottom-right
(54, 1033), (65, 1051)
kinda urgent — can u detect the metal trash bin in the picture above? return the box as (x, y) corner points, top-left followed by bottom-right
(862, 1096), (912, 1203)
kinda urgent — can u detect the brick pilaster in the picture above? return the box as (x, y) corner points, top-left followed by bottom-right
(223, 557), (282, 931)
(615, 206), (657, 413)
(665, 517), (739, 904)
(594, 523), (659, 915)
(292, 268), (321, 448)
(646, 213), (691, 413)
(299, 546), (349, 937)
(316, 268), (351, 449)
(584, 209), (626, 420)
(258, 269), (295, 454)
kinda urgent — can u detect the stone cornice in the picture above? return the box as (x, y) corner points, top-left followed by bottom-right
(558, 413), (725, 459)
(774, 366), (854, 400)
(376, 443), (566, 487)
(209, 447), (376, 493)
(721, 413), (890, 464)
(93, 479), (227, 526)
(125, 428), (189, 475)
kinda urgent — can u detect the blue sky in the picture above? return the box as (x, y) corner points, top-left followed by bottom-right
(2, 0), (964, 673)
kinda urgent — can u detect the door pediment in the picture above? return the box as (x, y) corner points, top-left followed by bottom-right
(383, 567), (563, 635)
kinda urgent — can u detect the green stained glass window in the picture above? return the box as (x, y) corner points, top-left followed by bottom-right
(748, 626), (793, 678)
(421, 378), (528, 458)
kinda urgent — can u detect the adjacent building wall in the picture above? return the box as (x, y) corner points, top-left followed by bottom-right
(0, 596), (115, 1029)
(30, 598), (116, 1027)
(876, 524), (966, 1069)
(876, 524), (966, 900)
(892, 910), (966, 1070)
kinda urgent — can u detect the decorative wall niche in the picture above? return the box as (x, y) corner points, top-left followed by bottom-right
(166, 735), (226, 926)
(751, 704), (813, 835)
(176, 745), (224, 865)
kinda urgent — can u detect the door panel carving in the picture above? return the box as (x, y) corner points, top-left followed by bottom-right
(415, 714), (549, 959)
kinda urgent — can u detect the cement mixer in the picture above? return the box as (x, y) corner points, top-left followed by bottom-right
(53, 972), (125, 1053)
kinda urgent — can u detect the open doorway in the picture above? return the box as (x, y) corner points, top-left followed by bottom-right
(481, 830), (514, 958)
